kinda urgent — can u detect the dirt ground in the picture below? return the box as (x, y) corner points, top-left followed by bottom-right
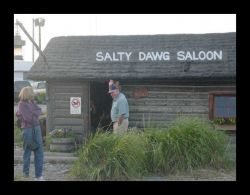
(14, 163), (236, 181)
(141, 168), (236, 181)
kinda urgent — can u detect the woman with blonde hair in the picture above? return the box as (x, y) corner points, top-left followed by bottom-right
(16, 86), (44, 181)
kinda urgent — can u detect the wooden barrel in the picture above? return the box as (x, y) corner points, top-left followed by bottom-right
(50, 138), (76, 152)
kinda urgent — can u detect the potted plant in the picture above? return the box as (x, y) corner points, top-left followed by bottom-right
(49, 128), (76, 152)
(212, 117), (236, 131)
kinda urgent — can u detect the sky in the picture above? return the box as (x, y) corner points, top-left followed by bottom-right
(14, 14), (236, 62)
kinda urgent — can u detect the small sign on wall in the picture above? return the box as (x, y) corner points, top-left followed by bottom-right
(70, 97), (81, 114)
(134, 87), (148, 98)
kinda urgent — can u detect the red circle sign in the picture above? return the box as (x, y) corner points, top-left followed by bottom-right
(71, 98), (80, 108)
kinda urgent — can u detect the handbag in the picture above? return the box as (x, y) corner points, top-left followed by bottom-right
(28, 114), (40, 151)
(28, 141), (39, 151)
(28, 129), (39, 151)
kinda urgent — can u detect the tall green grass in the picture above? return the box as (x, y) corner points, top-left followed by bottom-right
(71, 117), (234, 180)
(144, 117), (230, 173)
(71, 131), (148, 180)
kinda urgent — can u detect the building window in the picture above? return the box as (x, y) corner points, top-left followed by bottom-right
(209, 91), (236, 125)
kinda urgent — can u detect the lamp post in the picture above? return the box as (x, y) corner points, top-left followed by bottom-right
(14, 24), (25, 60)
(15, 19), (48, 70)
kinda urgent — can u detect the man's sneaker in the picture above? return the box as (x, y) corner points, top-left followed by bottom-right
(34, 176), (45, 181)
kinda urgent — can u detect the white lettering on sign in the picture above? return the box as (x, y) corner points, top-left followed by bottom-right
(96, 52), (132, 61)
(139, 52), (170, 61)
(177, 51), (223, 61)
(70, 97), (81, 114)
(96, 50), (223, 61)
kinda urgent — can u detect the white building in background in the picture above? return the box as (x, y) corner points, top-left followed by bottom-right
(14, 60), (33, 80)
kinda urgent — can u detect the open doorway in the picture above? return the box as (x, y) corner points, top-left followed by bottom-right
(90, 81), (113, 134)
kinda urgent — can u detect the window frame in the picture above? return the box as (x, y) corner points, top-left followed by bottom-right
(208, 91), (236, 120)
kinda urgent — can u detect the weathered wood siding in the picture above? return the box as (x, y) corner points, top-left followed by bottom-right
(121, 83), (235, 128)
(27, 33), (235, 80)
(47, 81), (89, 142)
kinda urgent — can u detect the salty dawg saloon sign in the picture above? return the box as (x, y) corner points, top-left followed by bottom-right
(96, 50), (223, 62)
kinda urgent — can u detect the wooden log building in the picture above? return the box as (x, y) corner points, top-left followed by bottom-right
(27, 33), (236, 142)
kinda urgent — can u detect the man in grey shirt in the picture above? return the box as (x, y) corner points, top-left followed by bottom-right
(108, 80), (129, 134)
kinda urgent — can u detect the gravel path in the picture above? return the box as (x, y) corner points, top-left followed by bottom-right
(14, 162), (75, 181)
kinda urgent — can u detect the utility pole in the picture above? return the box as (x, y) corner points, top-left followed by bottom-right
(39, 23), (41, 49)
(34, 18), (45, 50)
(32, 19), (35, 62)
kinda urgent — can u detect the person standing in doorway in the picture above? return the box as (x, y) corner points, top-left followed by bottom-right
(16, 86), (45, 181)
(108, 80), (129, 134)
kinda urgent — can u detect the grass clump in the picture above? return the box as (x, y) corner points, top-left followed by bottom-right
(153, 117), (231, 173)
(71, 131), (148, 180)
(111, 132), (148, 180)
(71, 117), (234, 180)
(71, 132), (118, 180)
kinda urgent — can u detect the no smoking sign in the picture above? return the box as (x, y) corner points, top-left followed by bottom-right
(70, 97), (81, 114)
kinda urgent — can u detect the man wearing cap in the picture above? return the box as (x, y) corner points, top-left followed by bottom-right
(108, 80), (129, 134)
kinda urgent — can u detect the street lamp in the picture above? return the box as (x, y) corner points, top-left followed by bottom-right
(15, 19), (48, 69)
(14, 25), (25, 60)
